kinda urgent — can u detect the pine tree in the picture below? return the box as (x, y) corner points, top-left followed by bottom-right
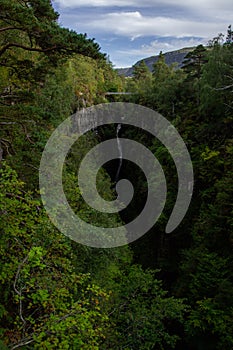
(225, 24), (233, 44)
(182, 44), (208, 80)
(132, 60), (151, 81)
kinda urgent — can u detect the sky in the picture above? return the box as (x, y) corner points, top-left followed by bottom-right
(52, 0), (233, 68)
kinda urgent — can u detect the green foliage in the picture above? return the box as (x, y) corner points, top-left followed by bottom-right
(107, 265), (187, 349)
(0, 163), (115, 349)
(186, 298), (233, 349)
(123, 38), (233, 349)
(182, 45), (208, 80)
(150, 52), (185, 116)
(1, 6), (233, 348)
(0, 0), (109, 183)
(0, 164), (187, 349)
(200, 42), (233, 130)
(0, 0), (104, 64)
(132, 60), (151, 81)
(124, 60), (152, 105)
(181, 45), (208, 110)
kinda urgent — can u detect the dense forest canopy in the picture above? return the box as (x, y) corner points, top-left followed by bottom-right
(0, 1), (233, 349)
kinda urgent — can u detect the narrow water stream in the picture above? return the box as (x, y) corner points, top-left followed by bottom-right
(115, 123), (122, 183)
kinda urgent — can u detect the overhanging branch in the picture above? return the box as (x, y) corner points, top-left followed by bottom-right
(0, 26), (21, 32)
(0, 42), (58, 56)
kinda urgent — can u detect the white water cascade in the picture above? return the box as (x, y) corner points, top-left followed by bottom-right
(115, 123), (123, 183)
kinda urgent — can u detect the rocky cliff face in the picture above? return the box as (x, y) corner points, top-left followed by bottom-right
(117, 47), (194, 77)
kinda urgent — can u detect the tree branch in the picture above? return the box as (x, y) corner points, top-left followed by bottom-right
(0, 42), (58, 56)
(0, 121), (35, 144)
(224, 102), (233, 110)
(13, 255), (28, 295)
(214, 84), (233, 91)
(0, 122), (19, 125)
(0, 139), (13, 156)
(6, 193), (29, 202)
(13, 255), (29, 328)
(11, 337), (34, 350)
(10, 307), (81, 349)
(0, 26), (21, 32)
(0, 141), (3, 164)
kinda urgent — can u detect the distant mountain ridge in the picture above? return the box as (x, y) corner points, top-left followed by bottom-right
(117, 47), (194, 77)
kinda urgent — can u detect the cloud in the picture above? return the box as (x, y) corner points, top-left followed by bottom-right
(54, 0), (233, 11)
(53, 0), (233, 67)
(111, 37), (206, 67)
(117, 37), (206, 58)
(54, 0), (140, 7)
(157, 0), (233, 10)
(85, 11), (227, 39)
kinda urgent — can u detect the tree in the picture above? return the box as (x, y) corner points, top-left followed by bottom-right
(126, 60), (152, 105)
(151, 51), (185, 116)
(0, 0), (106, 172)
(0, 164), (116, 349)
(182, 45), (208, 80)
(182, 44), (208, 107)
(152, 51), (170, 80)
(200, 41), (233, 129)
(0, 0), (104, 63)
(173, 37), (233, 350)
(108, 265), (187, 349)
(0, 163), (188, 350)
(225, 24), (233, 44)
(132, 60), (151, 81)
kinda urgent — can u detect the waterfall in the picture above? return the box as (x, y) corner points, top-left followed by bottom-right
(115, 124), (122, 183)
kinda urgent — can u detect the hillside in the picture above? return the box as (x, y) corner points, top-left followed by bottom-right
(117, 47), (194, 76)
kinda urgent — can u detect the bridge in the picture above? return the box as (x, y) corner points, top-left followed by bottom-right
(104, 92), (132, 96)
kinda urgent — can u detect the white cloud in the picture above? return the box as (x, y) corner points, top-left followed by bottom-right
(54, 0), (139, 7)
(53, 0), (233, 67)
(85, 11), (227, 39)
(54, 0), (233, 11)
(107, 37), (208, 67)
(118, 38), (206, 57)
(158, 0), (233, 10)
